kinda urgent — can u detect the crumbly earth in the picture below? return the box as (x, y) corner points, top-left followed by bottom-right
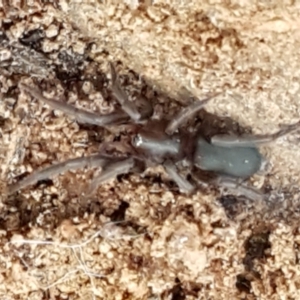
(1, 1), (300, 300)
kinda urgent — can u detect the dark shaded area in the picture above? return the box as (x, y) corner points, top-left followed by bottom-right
(128, 253), (144, 271)
(180, 204), (194, 220)
(40, 0), (59, 7)
(218, 195), (246, 220)
(219, 195), (239, 218)
(236, 274), (252, 294)
(160, 278), (211, 300)
(77, 123), (106, 144)
(110, 200), (129, 222)
(86, 67), (110, 92)
(243, 231), (271, 271)
(0, 30), (8, 43)
(19, 28), (45, 51)
(235, 231), (271, 295)
(55, 50), (86, 85)
(1, 20), (14, 32)
(162, 278), (186, 300)
(0, 116), (6, 127)
(35, 178), (54, 187)
(0, 194), (42, 234)
(170, 284), (186, 300)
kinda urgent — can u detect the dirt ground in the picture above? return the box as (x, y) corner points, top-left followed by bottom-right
(1, 1), (300, 299)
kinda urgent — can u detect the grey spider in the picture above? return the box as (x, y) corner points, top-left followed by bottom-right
(8, 63), (300, 200)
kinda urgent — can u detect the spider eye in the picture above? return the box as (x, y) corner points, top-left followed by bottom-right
(133, 134), (143, 147)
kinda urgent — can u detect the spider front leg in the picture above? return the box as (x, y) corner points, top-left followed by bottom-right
(165, 93), (221, 135)
(19, 83), (129, 127)
(20, 63), (153, 127)
(109, 63), (153, 122)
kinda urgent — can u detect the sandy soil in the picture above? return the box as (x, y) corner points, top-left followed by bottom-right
(1, 1), (300, 299)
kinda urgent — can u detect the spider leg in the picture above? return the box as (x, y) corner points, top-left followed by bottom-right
(164, 160), (195, 194)
(215, 176), (264, 201)
(87, 157), (135, 195)
(109, 63), (142, 122)
(9, 154), (108, 194)
(20, 83), (129, 126)
(211, 120), (300, 148)
(165, 93), (220, 135)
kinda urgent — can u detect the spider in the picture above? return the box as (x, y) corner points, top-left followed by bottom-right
(8, 63), (300, 200)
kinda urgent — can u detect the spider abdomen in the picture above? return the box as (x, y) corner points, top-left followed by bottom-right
(194, 137), (262, 178)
